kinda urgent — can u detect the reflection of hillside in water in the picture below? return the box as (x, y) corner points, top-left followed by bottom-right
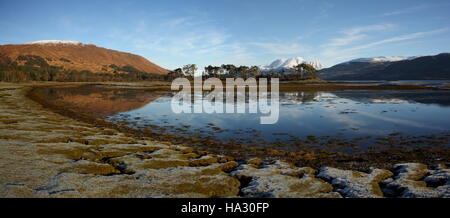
(37, 86), (166, 117)
(332, 91), (450, 107)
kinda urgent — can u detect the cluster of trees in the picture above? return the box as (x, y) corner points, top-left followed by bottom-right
(0, 55), (169, 82)
(286, 63), (319, 80)
(205, 65), (261, 79)
(173, 64), (262, 79)
(172, 63), (319, 81)
(173, 64), (198, 77)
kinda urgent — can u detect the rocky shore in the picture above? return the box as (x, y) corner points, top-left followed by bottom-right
(0, 83), (449, 198)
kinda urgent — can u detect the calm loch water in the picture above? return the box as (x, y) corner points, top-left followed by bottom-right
(40, 86), (450, 152)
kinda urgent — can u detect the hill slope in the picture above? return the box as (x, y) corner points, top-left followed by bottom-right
(379, 53), (450, 80)
(320, 54), (450, 80)
(319, 61), (393, 80)
(0, 40), (169, 82)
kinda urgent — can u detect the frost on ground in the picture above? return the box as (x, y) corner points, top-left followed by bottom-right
(231, 159), (341, 198)
(0, 85), (239, 197)
(0, 84), (448, 198)
(381, 163), (450, 198)
(317, 167), (393, 198)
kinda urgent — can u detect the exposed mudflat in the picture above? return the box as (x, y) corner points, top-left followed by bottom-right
(0, 83), (449, 198)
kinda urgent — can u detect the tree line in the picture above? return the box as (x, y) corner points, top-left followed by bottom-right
(172, 63), (319, 81)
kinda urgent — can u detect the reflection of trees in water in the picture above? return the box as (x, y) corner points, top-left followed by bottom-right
(196, 90), (450, 106)
(332, 91), (450, 107)
(194, 91), (321, 105)
(279, 92), (321, 104)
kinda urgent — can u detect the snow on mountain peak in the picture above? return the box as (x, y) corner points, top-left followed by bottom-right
(346, 56), (419, 64)
(25, 40), (84, 46)
(261, 57), (323, 73)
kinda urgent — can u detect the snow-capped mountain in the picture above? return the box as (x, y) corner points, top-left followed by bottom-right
(25, 40), (84, 46)
(260, 57), (324, 73)
(345, 56), (420, 64)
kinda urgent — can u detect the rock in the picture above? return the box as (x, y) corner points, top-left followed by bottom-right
(37, 163), (241, 198)
(0, 184), (36, 198)
(424, 165), (450, 187)
(435, 185), (450, 198)
(247, 158), (263, 167)
(109, 154), (188, 170)
(108, 148), (208, 170)
(393, 163), (429, 180)
(231, 161), (341, 198)
(317, 167), (393, 198)
(216, 155), (235, 163)
(189, 155), (219, 166)
(382, 163), (444, 198)
(60, 160), (120, 175)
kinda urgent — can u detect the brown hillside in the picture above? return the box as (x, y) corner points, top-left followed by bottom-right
(0, 41), (169, 75)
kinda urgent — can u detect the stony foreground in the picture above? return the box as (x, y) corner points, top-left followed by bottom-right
(0, 84), (449, 198)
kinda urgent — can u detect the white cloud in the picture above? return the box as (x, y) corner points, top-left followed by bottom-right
(346, 24), (394, 35)
(109, 12), (232, 58)
(381, 5), (428, 17)
(250, 42), (309, 55)
(133, 26), (231, 56)
(323, 24), (394, 47)
(108, 13), (258, 70)
(342, 27), (449, 53)
(320, 25), (449, 64)
(123, 13), (311, 69)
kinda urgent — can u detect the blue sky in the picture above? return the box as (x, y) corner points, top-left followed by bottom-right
(1, 0), (449, 70)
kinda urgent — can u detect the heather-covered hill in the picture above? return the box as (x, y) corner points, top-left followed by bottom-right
(0, 40), (169, 82)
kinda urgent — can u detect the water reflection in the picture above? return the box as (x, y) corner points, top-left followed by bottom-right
(35, 86), (167, 117)
(333, 91), (450, 106)
(40, 86), (450, 152)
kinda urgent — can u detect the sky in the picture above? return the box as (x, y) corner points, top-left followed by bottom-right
(1, 0), (450, 70)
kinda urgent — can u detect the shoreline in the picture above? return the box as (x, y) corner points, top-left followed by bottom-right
(0, 82), (449, 198)
(27, 82), (450, 170)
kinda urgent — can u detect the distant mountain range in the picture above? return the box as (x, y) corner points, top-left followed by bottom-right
(320, 53), (450, 80)
(260, 57), (323, 73)
(2, 40), (449, 81)
(0, 40), (168, 81)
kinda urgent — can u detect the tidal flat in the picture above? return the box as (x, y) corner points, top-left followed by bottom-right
(0, 82), (449, 198)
